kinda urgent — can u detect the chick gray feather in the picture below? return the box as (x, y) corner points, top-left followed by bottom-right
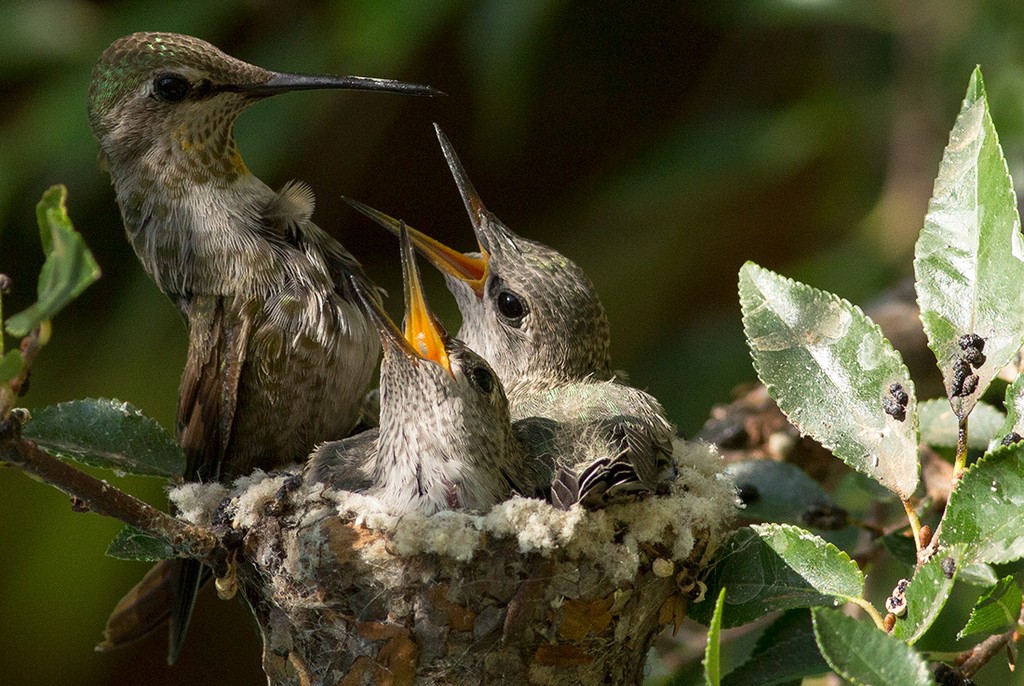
(344, 125), (679, 508)
(308, 224), (547, 513)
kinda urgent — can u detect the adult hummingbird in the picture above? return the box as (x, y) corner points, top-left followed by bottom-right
(308, 223), (544, 513)
(87, 32), (439, 662)
(344, 125), (677, 508)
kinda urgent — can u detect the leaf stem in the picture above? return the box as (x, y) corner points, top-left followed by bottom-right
(953, 415), (969, 478)
(902, 498), (923, 556)
(849, 596), (887, 631)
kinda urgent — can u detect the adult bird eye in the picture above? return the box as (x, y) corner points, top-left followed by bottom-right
(495, 290), (527, 325)
(154, 75), (191, 102)
(468, 365), (495, 394)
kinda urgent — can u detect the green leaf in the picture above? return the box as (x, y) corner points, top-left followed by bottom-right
(692, 524), (864, 627)
(0, 349), (24, 383)
(704, 587), (726, 686)
(958, 562), (1000, 587)
(812, 607), (931, 686)
(958, 576), (1022, 639)
(914, 68), (1024, 420)
(21, 398), (183, 478)
(994, 373), (1024, 447)
(106, 525), (175, 561)
(726, 460), (840, 527)
(892, 546), (961, 644)
(941, 443), (1024, 564)
(5, 185), (102, 337)
(918, 398), (1004, 449)
(739, 262), (919, 499)
(722, 610), (829, 686)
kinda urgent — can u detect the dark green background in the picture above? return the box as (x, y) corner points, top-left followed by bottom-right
(2, 1), (1023, 684)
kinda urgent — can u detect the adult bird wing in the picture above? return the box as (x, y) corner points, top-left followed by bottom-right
(169, 294), (253, 664)
(98, 296), (251, 662)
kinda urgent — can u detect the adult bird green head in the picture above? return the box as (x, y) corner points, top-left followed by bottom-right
(89, 32), (439, 166)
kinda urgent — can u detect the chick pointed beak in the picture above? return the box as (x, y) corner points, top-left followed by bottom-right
(350, 276), (420, 364)
(228, 71), (443, 97)
(343, 196), (489, 297)
(434, 124), (488, 224)
(349, 225), (451, 375)
(399, 221), (452, 374)
(433, 123), (521, 272)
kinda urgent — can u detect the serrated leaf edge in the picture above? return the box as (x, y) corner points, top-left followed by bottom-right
(739, 262), (920, 498)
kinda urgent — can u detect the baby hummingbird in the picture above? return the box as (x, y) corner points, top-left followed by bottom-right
(88, 32), (438, 662)
(309, 222), (544, 514)
(345, 125), (677, 508)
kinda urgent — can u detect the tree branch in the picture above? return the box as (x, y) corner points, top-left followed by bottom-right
(0, 414), (227, 573)
(957, 626), (1019, 678)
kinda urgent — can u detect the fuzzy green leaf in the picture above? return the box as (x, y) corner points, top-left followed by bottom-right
(812, 608), (931, 686)
(739, 262), (919, 498)
(21, 398), (183, 478)
(914, 68), (1024, 420)
(106, 525), (175, 561)
(941, 443), (1024, 564)
(958, 576), (1022, 639)
(5, 185), (101, 337)
(918, 398), (1004, 449)
(722, 610), (829, 686)
(958, 562), (1000, 587)
(704, 588), (726, 686)
(0, 349), (24, 383)
(692, 524), (864, 627)
(892, 546), (961, 644)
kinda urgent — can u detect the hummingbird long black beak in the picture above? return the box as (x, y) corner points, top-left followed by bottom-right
(352, 223), (451, 374)
(230, 71), (444, 97)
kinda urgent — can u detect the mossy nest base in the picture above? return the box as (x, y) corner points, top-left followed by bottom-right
(171, 440), (735, 685)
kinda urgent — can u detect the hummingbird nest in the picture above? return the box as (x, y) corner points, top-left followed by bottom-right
(170, 440), (735, 685)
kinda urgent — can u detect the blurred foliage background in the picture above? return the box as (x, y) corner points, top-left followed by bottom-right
(3, 1), (1024, 684)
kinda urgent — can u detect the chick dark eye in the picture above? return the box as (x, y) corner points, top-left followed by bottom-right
(496, 290), (527, 325)
(154, 75), (191, 102)
(468, 365), (495, 394)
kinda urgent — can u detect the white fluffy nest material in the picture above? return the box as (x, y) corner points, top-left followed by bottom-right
(170, 439), (736, 586)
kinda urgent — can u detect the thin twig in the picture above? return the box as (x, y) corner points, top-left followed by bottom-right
(0, 418), (226, 573)
(958, 627), (1019, 678)
(0, 323), (47, 418)
(955, 604), (1024, 679)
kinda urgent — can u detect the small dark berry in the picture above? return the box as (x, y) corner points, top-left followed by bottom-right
(951, 359), (973, 397)
(882, 396), (907, 422)
(958, 334), (987, 368)
(941, 556), (956, 579)
(888, 382), (909, 407)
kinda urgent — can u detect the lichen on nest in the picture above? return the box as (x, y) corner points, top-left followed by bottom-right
(169, 438), (736, 582)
